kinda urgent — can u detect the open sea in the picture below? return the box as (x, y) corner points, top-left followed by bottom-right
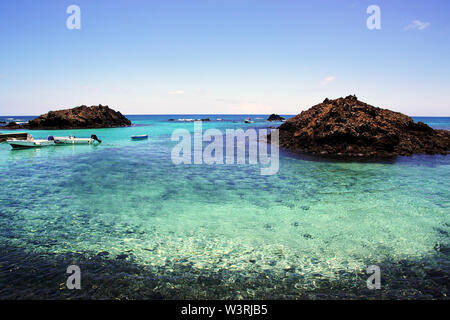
(0, 115), (449, 299)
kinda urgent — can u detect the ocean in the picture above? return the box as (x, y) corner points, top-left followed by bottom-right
(0, 115), (449, 299)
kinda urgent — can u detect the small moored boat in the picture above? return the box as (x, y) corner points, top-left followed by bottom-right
(244, 118), (254, 123)
(6, 136), (55, 149)
(131, 134), (148, 140)
(53, 135), (102, 145)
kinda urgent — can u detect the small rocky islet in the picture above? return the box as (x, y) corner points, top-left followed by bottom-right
(277, 95), (450, 157)
(267, 114), (285, 121)
(3, 105), (131, 130)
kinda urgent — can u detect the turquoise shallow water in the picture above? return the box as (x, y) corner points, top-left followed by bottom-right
(0, 115), (449, 299)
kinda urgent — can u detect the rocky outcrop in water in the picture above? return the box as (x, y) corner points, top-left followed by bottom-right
(278, 95), (450, 157)
(5, 122), (19, 128)
(4, 105), (131, 130)
(267, 114), (285, 121)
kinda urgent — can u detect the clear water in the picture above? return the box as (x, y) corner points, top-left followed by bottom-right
(0, 115), (449, 299)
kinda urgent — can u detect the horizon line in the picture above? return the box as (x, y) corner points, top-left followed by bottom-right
(1, 113), (450, 118)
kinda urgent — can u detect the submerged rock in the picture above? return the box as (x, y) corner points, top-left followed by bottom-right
(278, 95), (450, 157)
(97, 251), (110, 257)
(5, 105), (131, 130)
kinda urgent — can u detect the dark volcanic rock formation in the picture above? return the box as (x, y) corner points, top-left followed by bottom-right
(7, 105), (131, 130)
(267, 114), (285, 121)
(278, 95), (450, 157)
(5, 122), (19, 128)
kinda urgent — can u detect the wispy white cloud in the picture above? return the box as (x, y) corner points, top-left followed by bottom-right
(405, 20), (430, 31)
(321, 76), (336, 86)
(168, 90), (185, 95)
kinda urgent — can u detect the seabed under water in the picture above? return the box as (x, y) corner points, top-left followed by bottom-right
(0, 116), (449, 299)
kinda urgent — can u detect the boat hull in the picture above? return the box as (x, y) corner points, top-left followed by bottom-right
(131, 135), (148, 140)
(53, 137), (96, 145)
(7, 140), (55, 149)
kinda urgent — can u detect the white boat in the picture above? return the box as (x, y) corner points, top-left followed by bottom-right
(244, 118), (254, 123)
(6, 138), (55, 149)
(53, 135), (102, 145)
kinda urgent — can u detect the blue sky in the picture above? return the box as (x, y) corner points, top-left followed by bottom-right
(1, 0), (449, 116)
